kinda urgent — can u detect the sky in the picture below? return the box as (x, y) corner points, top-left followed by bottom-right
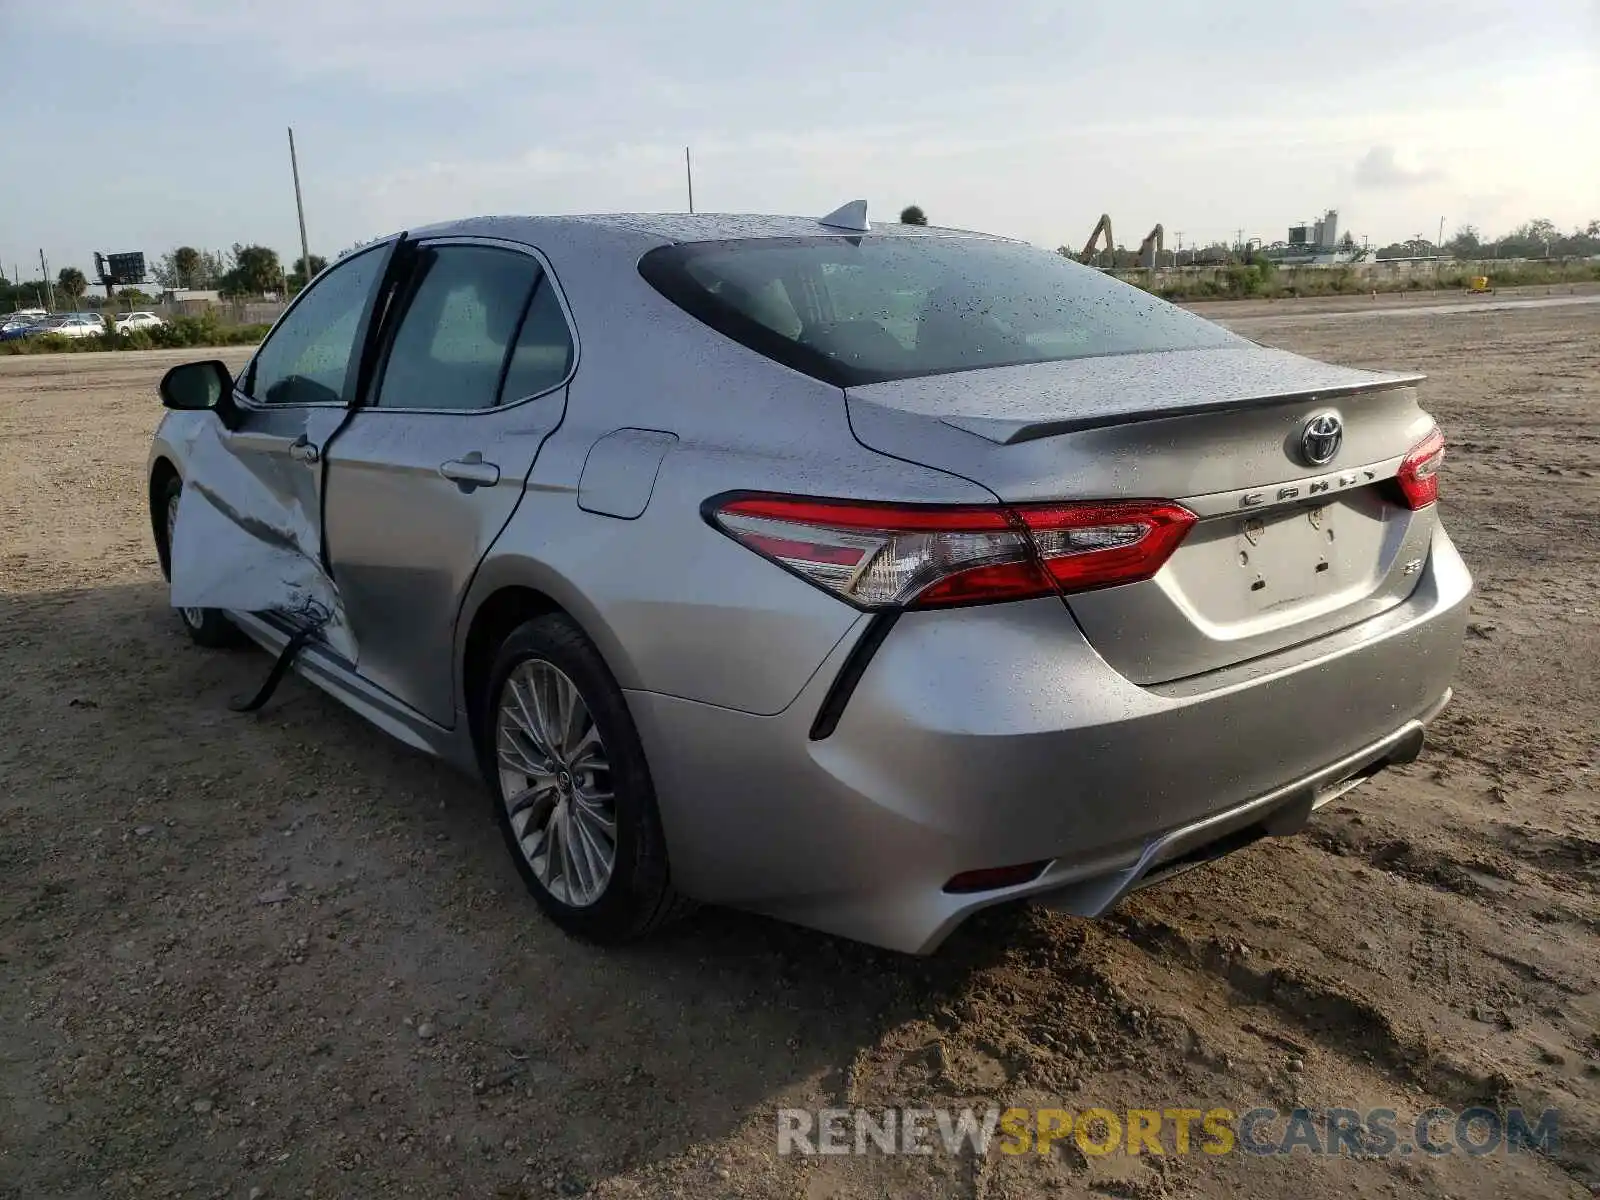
(2, 0), (1596, 285)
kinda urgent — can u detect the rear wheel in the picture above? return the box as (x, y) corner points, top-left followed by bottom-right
(481, 613), (691, 942)
(159, 475), (245, 648)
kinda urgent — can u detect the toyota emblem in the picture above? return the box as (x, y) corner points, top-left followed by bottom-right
(1300, 413), (1343, 466)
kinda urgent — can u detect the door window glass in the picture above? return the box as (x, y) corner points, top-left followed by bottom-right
(374, 246), (541, 411)
(247, 245), (385, 405)
(499, 277), (575, 403)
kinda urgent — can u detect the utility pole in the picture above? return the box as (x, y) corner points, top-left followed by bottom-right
(685, 146), (695, 214)
(288, 127), (312, 293)
(1175, 231), (1184, 251)
(39, 249), (54, 312)
(1438, 216), (1445, 253)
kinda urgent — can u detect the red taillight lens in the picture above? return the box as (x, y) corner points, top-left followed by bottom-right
(1397, 428), (1445, 509)
(708, 494), (1196, 609)
(1021, 501), (1198, 594)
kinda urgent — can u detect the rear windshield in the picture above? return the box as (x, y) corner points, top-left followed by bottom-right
(639, 235), (1242, 386)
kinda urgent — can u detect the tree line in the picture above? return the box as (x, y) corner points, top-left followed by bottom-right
(1374, 218), (1600, 261)
(1, 245), (330, 312)
(894, 208), (1600, 265)
(4, 210), (1593, 313)
(146, 245), (329, 295)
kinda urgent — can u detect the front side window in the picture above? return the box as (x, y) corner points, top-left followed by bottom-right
(373, 245), (543, 412)
(639, 236), (1244, 386)
(246, 245), (386, 405)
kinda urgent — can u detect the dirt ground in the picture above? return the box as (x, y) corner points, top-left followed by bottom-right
(1, 298), (1596, 1200)
(1184, 280), (1600, 322)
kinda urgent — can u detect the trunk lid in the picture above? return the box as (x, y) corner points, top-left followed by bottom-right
(845, 344), (1439, 683)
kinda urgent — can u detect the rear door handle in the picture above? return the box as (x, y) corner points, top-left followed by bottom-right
(440, 452), (501, 491)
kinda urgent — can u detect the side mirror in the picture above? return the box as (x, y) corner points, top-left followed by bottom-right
(159, 360), (242, 429)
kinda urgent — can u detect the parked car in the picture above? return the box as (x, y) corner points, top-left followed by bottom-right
(115, 311), (166, 334)
(32, 314), (104, 340)
(0, 314), (48, 341)
(147, 206), (1470, 953)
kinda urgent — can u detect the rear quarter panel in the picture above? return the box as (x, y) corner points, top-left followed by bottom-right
(461, 236), (999, 716)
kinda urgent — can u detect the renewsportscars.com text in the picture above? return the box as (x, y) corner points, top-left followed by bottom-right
(776, 1105), (1559, 1159)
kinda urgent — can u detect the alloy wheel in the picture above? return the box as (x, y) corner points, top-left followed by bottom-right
(495, 660), (617, 907)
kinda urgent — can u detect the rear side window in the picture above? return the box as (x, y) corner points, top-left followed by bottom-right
(639, 236), (1242, 386)
(374, 245), (542, 411)
(499, 278), (574, 402)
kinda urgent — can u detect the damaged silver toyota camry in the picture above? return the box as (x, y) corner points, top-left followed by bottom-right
(148, 204), (1470, 953)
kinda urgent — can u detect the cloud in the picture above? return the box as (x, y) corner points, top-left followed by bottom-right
(1353, 145), (1444, 189)
(36, 0), (654, 94)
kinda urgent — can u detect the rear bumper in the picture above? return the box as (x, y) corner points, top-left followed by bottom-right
(628, 525), (1471, 953)
(1035, 685), (1447, 918)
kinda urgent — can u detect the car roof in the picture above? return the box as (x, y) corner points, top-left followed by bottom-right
(400, 211), (1015, 257)
(343, 212), (1026, 352)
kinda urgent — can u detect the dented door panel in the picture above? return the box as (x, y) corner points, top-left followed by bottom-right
(164, 239), (402, 665)
(168, 402), (357, 659)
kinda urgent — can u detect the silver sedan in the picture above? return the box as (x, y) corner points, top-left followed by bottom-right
(148, 205), (1470, 953)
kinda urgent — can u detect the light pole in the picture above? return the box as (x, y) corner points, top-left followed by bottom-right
(288, 127), (312, 295)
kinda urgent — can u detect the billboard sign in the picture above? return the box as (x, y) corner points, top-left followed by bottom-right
(95, 251), (148, 285)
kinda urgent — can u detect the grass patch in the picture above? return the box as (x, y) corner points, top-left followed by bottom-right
(0, 314), (271, 356)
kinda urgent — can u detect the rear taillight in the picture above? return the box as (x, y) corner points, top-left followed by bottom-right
(1022, 501), (1197, 594)
(1397, 428), (1445, 509)
(707, 494), (1196, 609)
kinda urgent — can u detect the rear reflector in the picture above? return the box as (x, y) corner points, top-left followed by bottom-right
(1396, 428), (1445, 509)
(708, 494), (1196, 610)
(943, 861), (1051, 894)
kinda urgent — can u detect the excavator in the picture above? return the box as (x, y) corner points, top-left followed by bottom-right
(1137, 224), (1163, 268)
(1079, 214), (1113, 264)
(1077, 216), (1165, 268)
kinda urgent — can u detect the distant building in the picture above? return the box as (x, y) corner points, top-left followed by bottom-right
(1311, 209), (1339, 249)
(1270, 209), (1355, 265)
(1288, 210), (1340, 250)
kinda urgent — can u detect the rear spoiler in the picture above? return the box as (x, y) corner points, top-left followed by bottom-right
(846, 347), (1425, 446)
(958, 376), (1426, 444)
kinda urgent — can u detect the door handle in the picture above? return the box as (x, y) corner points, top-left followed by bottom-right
(230, 430), (309, 456)
(287, 435), (321, 464)
(440, 452), (501, 491)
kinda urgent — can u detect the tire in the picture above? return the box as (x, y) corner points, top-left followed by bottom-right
(159, 475), (247, 649)
(481, 613), (692, 943)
